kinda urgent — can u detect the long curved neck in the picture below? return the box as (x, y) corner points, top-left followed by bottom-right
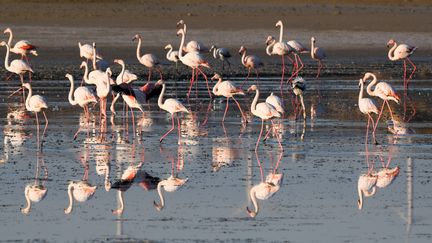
(387, 42), (398, 61)
(266, 41), (275, 56)
(158, 84), (166, 108)
(212, 47), (217, 59)
(365, 74), (377, 96)
(166, 46), (173, 60)
(116, 191), (124, 213)
(156, 182), (165, 208)
(22, 186), (31, 214)
(310, 39), (315, 58)
(241, 50), (247, 66)
(64, 184), (74, 214)
(92, 46), (97, 70)
(278, 23), (283, 43)
(6, 31), (13, 47)
(178, 32), (185, 58)
(249, 187), (259, 214)
(67, 76), (77, 105)
(136, 37), (142, 61)
(358, 82), (364, 104)
(3, 43), (11, 70)
(250, 89), (259, 114)
(212, 79), (222, 95)
(25, 85), (32, 111)
(82, 62), (89, 83)
(119, 63), (125, 83)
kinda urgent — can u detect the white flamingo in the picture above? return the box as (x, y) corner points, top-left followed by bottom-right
(177, 28), (212, 98)
(165, 44), (180, 71)
(357, 173), (377, 210)
(310, 37), (326, 79)
(0, 41), (34, 97)
(3, 27), (38, 63)
(387, 39), (417, 90)
(209, 45), (231, 70)
(64, 181), (97, 214)
(176, 19), (208, 53)
(21, 184), (48, 215)
(211, 73), (246, 124)
(239, 46), (263, 88)
(247, 173), (283, 218)
(375, 166), (400, 188)
(153, 175), (188, 211)
(96, 68), (112, 120)
(133, 34), (163, 83)
(358, 78), (379, 145)
(114, 59), (138, 85)
(158, 81), (189, 144)
(78, 42), (102, 64)
(266, 92), (284, 115)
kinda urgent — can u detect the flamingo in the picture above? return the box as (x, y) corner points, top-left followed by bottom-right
(64, 181), (97, 214)
(375, 166), (400, 188)
(176, 19), (208, 53)
(239, 46), (263, 88)
(248, 85), (282, 151)
(265, 92), (284, 116)
(265, 35), (292, 89)
(357, 173), (377, 210)
(358, 78), (379, 145)
(78, 42), (102, 64)
(114, 59), (138, 85)
(158, 81), (189, 144)
(363, 72), (400, 133)
(209, 45), (231, 70)
(310, 37), (326, 79)
(96, 68), (112, 120)
(91, 42), (109, 71)
(246, 174), (282, 218)
(164, 44), (180, 71)
(80, 60), (114, 86)
(211, 73), (246, 124)
(287, 39), (308, 79)
(21, 184), (48, 215)
(66, 74), (98, 140)
(291, 77), (307, 120)
(387, 39), (417, 90)
(177, 28), (212, 98)
(132, 34), (163, 83)
(22, 83), (48, 150)
(3, 28), (38, 64)
(0, 41), (34, 97)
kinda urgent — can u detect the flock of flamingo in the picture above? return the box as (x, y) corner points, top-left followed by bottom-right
(1, 19), (418, 217)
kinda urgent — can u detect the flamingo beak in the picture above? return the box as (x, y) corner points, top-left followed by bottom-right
(246, 207), (256, 218)
(153, 201), (163, 211)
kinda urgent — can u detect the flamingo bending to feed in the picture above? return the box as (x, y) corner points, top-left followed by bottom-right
(64, 181), (97, 214)
(358, 78), (379, 145)
(265, 35), (292, 89)
(310, 37), (326, 79)
(210, 45), (231, 70)
(21, 183), (48, 215)
(114, 59), (138, 85)
(0, 41), (34, 97)
(363, 72), (400, 132)
(291, 77), (307, 120)
(387, 39), (417, 90)
(176, 19), (208, 53)
(78, 42), (102, 64)
(3, 28), (38, 64)
(22, 83), (48, 150)
(239, 46), (263, 88)
(158, 81), (189, 144)
(357, 173), (377, 210)
(177, 28), (212, 98)
(165, 44), (180, 71)
(211, 73), (246, 124)
(248, 85), (282, 151)
(133, 34), (163, 83)
(66, 74), (98, 140)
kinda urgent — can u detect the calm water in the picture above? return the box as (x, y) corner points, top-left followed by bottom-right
(0, 77), (431, 242)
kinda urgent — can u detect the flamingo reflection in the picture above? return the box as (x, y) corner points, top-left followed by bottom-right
(21, 152), (48, 215)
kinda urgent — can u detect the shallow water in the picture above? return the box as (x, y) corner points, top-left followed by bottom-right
(0, 77), (431, 242)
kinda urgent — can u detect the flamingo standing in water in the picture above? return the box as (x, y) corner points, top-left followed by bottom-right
(239, 46), (263, 88)
(287, 39), (308, 78)
(165, 44), (180, 71)
(66, 74), (98, 140)
(0, 41), (34, 97)
(265, 92), (284, 116)
(133, 34), (163, 83)
(158, 81), (189, 144)
(177, 28), (212, 98)
(265, 35), (292, 89)
(248, 85), (282, 151)
(387, 39), (417, 90)
(114, 59), (138, 85)
(363, 72), (400, 132)
(91, 42), (109, 71)
(3, 28), (38, 64)
(176, 19), (208, 53)
(211, 73), (246, 124)
(78, 42), (102, 64)
(358, 78), (379, 145)
(209, 45), (231, 71)
(22, 83), (48, 150)
(310, 37), (326, 79)
(291, 77), (307, 120)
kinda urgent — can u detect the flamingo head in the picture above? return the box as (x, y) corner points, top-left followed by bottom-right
(211, 72), (222, 81)
(106, 67), (112, 77)
(0, 41), (7, 46)
(65, 73), (73, 80)
(246, 207), (257, 218)
(238, 46), (246, 55)
(176, 19), (185, 27)
(358, 78), (365, 87)
(362, 72), (375, 82)
(275, 20), (283, 28)
(132, 34), (141, 42)
(79, 61), (87, 69)
(311, 37), (316, 43)
(153, 200), (163, 211)
(164, 44), (172, 49)
(176, 29), (184, 37)
(22, 83), (31, 90)
(209, 45), (216, 52)
(156, 79), (164, 86)
(265, 35), (275, 45)
(387, 39), (395, 48)
(3, 28), (12, 34)
(247, 85), (257, 92)
(113, 59), (124, 65)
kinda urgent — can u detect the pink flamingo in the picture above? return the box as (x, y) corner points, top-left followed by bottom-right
(158, 81), (189, 144)
(387, 39), (417, 90)
(91, 42), (109, 71)
(239, 46), (263, 88)
(78, 42), (102, 64)
(176, 19), (208, 53)
(22, 83), (48, 151)
(3, 28), (38, 64)
(248, 85), (282, 151)
(114, 59), (138, 85)
(363, 72), (400, 132)
(287, 39), (308, 79)
(265, 34), (292, 89)
(310, 37), (326, 79)
(211, 73), (246, 124)
(165, 44), (180, 71)
(358, 78), (379, 145)
(177, 28), (212, 98)
(133, 34), (163, 83)
(357, 173), (377, 210)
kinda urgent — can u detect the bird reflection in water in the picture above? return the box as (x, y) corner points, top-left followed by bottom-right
(1, 104), (29, 163)
(21, 152), (48, 215)
(212, 136), (241, 172)
(94, 143), (111, 192)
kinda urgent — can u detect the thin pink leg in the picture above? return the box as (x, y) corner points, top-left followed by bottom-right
(255, 119), (265, 152)
(368, 114), (377, 144)
(240, 68), (251, 89)
(316, 60), (322, 79)
(177, 115), (181, 145)
(147, 68), (152, 83)
(232, 96), (247, 124)
(373, 101), (386, 132)
(403, 60), (407, 91)
(280, 55), (285, 90)
(222, 97), (229, 123)
(406, 57), (417, 90)
(35, 112), (40, 151)
(263, 125), (272, 141)
(160, 114), (175, 143)
(271, 120), (283, 150)
(42, 111), (48, 142)
(385, 100), (395, 121)
(365, 115), (370, 146)
(187, 68), (195, 98)
(156, 67), (163, 81)
(254, 150), (264, 183)
(130, 106), (135, 138)
(196, 67), (212, 98)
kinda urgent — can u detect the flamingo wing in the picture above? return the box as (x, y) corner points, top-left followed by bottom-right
(10, 59), (33, 73)
(287, 40), (308, 53)
(29, 95), (48, 110)
(14, 40), (36, 50)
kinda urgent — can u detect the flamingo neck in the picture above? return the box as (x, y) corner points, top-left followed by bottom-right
(358, 81), (364, 104)
(387, 42), (398, 61)
(156, 181), (165, 209)
(158, 84), (166, 109)
(110, 93), (121, 115)
(3, 43), (11, 70)
(310, 39), (315, 59)
(278, 23), (283, 43)
(249, 187), (259, 214)
(116, 191), (124, 213)
(365, 73), (377, 97)
(266, 40), (275, 56)
(67, 76), (78, 106)
(178, 31), (185, 59)
(82, 62), (90, 83)
(21, 186), (31, 214)
(92, 46), (97, 70)
(212, 47), (218, 59)
(64, 183), (74, 214)
(136, 37), (142, 62)
(212, 79), (222, 95)
(6, 30), (13, 47)
(119, 62), (125, 84)
(241, 50), (247, 66)
(166, 46), (173, 60)
(25, 85), (32, 112)
(250, 88), (259, 114)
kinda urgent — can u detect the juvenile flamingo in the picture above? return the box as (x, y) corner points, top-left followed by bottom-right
(310, 37), (326, 79)
(248, 85), (282, 151)
(239, 46), (263, 88)
(209, 45), (232, 70)
(164, 44), (180, 71)
(177, 28), (212, 98)
(363, 72), (400, 132)
(66, 74), (97, 140)
(358, 78), (379, 145)
(3, 28), (38, 64)
(158, 81), (189, 144)
(211, 73), (246, 124)
(387, 39), (417, 90)
(22, 83), (48, 150)
(0, 41), (33, 97)
(291, 77), (306, 120)
(176, 19), (208, 53)
(133, 34), (163, 83)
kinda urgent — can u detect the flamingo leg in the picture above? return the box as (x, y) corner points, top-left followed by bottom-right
(240, 68), (251, 89)
(406, 57), (417, 90)
(254, 149), (264, 183)
(373, 101), (386, 133)
(255, 119), (265, 152)
(35, 112), (40, 151)
(147, 68), (152, 83)
(130, 106), (135, 138)
(254, 69), (260, 86)
(160, 114), (175, 143)
(367, 114), (377, 145)
(156, 67), (163, 81)
(385, 100), (396, 122)
(403, 60), (407, 91)
(232, 96), (247, 124)
(42, 111), (48, 143)
(280, 55), (285, 90)
(222, 97), (229, 123)
(177, 115), (181, 145)
(196, 67), (212, 98)
(263, 124), (272, 141)
(5, 72), (14, 81)
(316, 60), (322, 79)
(187, 68), (195, 98)
(365, 114), (370, 146)
(271, 120), (283, 150)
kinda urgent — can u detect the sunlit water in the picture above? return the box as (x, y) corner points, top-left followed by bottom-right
(0, 77), (431, 242)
